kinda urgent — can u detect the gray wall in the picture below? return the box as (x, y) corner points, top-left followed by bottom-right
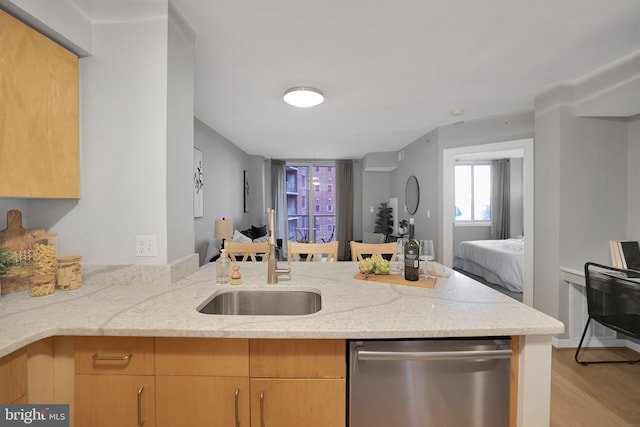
(193, 119), (250, 265)
(534, 55), (640, 330)
(361, 172), (392, 236)
(389, 113), (534, 260)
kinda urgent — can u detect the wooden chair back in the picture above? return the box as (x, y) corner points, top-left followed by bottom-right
(288, 241), (339, 262)
(350, 241), (397, 262)
(224, 241), (270, 262)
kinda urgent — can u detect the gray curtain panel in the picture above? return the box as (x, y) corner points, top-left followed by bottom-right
(270, 159), (289, 259)
(336, 159), (354, 261)
(491, 159), (510, 240)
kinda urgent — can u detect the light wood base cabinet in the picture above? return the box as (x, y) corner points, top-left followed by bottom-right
(67, 337), (346, 427)
(0, 347), (27, 404)
(75, 375), (155, 427)
(251, 378), (345, 427)
(156, 376), (250, 427)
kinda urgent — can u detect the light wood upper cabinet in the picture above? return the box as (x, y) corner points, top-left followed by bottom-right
(0, 9), (80, 198)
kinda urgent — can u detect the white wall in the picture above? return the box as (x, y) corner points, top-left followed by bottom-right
(28, 7), (171, 264)
(627, 117), (640, 238)
(1, 1), (199, 267)
(0, 0), (92, 55)
(166, 5), (195, 263)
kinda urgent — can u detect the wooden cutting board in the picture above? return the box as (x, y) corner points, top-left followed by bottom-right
(354, 272), (437, 289)
(0, 209), (44, 294)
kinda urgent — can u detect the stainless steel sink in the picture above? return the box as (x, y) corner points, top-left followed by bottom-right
(197, 289), (321, 315)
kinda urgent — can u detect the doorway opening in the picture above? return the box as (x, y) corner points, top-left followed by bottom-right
(442, 138), (534, 306)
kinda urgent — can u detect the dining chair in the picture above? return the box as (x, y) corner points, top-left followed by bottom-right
(288, 241), (339, 262)
(350, 241), (397, 262)
(575, 262), (640, 365)
(224, 241), (270, 262)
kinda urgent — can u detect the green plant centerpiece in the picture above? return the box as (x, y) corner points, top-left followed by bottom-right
(374, 202), (394, 241)
(0, 247), (27, 275)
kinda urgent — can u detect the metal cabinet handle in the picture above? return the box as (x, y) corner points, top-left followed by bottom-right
(356, 348), (512, 362)
(137, 386), (145, 426)
(234, 388), (240, 427)
(92, 352), (133, 361)
(260, 391), (265, 427)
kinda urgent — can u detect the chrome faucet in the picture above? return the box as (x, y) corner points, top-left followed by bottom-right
(267, 208), (291, 284)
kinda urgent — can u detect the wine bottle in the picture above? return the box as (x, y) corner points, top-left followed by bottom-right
(404, 218), (420, 281)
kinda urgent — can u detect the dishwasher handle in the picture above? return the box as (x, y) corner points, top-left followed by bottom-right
(356, 347), (512, 362)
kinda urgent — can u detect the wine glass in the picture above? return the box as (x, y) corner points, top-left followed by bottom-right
(419, 240), (435, 262)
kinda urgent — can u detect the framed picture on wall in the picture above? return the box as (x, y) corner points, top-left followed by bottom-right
(194, 148), (204, 218)
(243, 170), (249, 213)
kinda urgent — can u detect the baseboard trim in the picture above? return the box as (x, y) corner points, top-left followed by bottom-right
(553, 336), (640, 352)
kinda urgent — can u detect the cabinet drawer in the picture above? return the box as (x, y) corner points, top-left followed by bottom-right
(75, 337), (154, 375)
(0, 348), (27, 403)
(155, 337), (248, 376)
(250, 339), (346, 378)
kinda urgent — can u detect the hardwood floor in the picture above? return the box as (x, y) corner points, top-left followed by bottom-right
(551, 347), (640, 427)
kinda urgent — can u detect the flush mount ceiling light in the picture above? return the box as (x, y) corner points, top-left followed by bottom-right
(283, 86), (324, 108)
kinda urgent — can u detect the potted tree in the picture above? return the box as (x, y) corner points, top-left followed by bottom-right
(374, 202), (394, 242)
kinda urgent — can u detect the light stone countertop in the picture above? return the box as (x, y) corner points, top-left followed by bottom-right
(0, 261), (564, 357)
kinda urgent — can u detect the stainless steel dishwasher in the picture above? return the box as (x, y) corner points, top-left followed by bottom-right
(348, 338), (512, 427)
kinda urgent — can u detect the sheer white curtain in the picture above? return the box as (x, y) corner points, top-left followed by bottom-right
(491, 159), (510, 240)
(270, 159), (288, 259)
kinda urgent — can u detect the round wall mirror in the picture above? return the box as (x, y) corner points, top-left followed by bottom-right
(405, 175), (420, 215)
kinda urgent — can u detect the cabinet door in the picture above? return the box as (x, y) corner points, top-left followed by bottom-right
(0, 9), (79, 198)
(75, 375), (155, 427)
(0, 348), (27, 403)
(250, 378), (345, 427)
(156, 376), (249, 427)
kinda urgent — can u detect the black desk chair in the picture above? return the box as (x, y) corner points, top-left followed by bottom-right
(575, 262), (640, 365)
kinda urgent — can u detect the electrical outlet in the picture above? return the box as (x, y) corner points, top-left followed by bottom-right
(136, 235), (157, 257)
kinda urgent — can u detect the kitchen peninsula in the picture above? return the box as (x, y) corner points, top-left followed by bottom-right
(0, 261), (563, 426)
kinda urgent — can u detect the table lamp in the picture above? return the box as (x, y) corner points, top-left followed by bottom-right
(214, 218), (233, 252)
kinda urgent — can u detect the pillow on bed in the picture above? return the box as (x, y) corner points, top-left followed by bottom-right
(232, 229), (252, 243)
(252, 224), (268, 239)
(253, 235), (269, 243)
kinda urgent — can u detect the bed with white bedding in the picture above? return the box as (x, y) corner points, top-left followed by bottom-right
(453, 238), (524, 293)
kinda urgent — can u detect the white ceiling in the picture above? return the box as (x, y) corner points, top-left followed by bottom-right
(168, 0), (640, 159)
